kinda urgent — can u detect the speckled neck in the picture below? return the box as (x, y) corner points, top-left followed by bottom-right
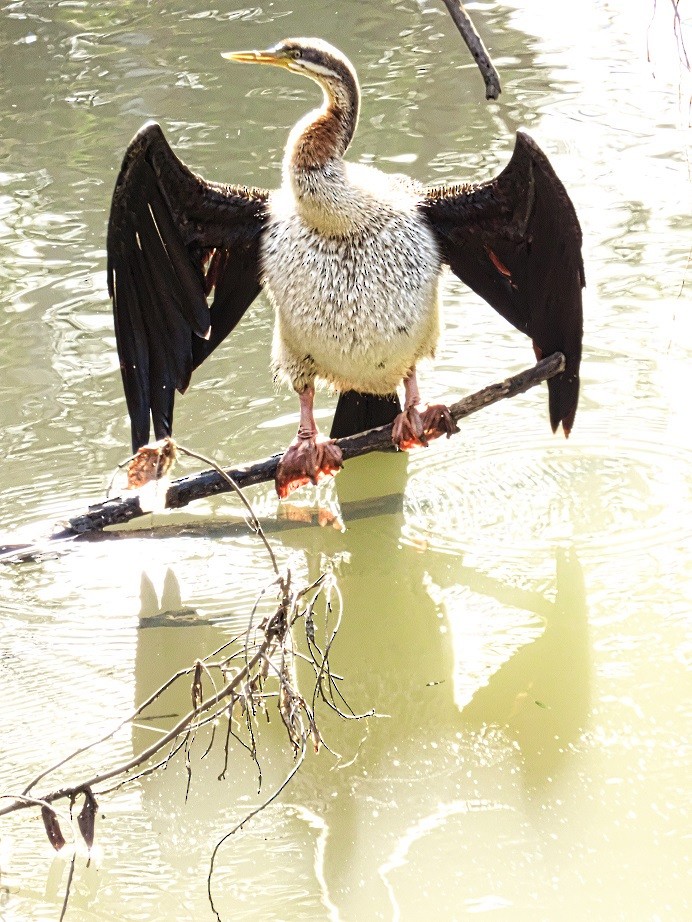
(287, 63), (359, 167)
(283, 76), (361, 234)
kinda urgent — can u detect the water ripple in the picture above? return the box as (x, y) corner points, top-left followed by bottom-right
(403, 437), (692, 561)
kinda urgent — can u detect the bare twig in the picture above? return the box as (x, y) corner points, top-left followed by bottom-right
(0, 555), (352, 827)
(670, 0), (690, 70)
(98, 737), (188, 796)
(175, 443), (280, 577)
(1, 432), (376, 921)
(59, 853), (76, 922)
(1, 569), (347, 921)
(21, 666), (197, 797)
(440, 0), (501, 99)
(207, 732), (308, 922)
(0, 623), (275, 819)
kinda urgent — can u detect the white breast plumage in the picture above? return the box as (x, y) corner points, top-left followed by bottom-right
(261, 161), (442, 396)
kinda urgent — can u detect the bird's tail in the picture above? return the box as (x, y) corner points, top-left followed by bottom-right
(330, 391), (401, 439)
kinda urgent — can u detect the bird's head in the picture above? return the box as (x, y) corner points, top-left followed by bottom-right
(224, 38), (360, 170)
(222, 37), (358, 103)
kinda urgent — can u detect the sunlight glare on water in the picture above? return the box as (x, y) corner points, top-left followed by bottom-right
(0, 1), (690, 920)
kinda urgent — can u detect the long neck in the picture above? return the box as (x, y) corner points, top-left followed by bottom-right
(283, 74), (360, 219)
(282, 78), (361, 236)
(288, 78), (359, 171)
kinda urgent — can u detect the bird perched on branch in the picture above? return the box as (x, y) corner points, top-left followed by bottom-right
(108, 37), (583, 498)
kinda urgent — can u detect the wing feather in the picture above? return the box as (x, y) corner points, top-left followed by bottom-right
(107, 121), (268, 451)
(420, 131), (584, 435)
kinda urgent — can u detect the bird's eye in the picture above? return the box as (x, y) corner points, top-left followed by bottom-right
(290, 49), (302, 60)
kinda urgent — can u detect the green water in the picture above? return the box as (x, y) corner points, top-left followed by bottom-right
(0, 1), (690, 919)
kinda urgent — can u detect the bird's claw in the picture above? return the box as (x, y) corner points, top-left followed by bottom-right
(275, 433), (343, 499)
(421, 403), (459, 440)
(392, 406), (427, 449)
(392, 404), (458, 450)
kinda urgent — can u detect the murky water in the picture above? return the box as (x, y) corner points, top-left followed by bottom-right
(0, 1), (690, 919)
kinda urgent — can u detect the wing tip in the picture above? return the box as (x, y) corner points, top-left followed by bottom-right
(511, 130), (540, 163)
(134, 119), (164, 142)
(549, 402), (577, 439)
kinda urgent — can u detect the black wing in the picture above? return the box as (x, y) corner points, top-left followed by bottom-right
(107, 121), (269, 451)
(420, 131), (584, 435)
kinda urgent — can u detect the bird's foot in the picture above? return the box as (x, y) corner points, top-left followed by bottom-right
(126, 437), (177, 489)
(421, 403), (459, 442)
(392, 404), (459, 450)
(275, 432), (343, 499)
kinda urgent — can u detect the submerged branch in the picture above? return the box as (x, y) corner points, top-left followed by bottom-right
(0, 531), (359, 917)
(0, 555), (360, 828)
(0, 563), (363, 922)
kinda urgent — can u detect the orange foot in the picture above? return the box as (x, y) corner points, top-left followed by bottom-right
(392, 404), (459, 450)
(126, 437), (177, 489)
(275, 434), (343, 499)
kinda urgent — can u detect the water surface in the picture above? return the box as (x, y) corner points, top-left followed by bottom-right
(0, 1), (690, 919)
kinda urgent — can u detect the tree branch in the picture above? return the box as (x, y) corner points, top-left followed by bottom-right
(0, 593), (299, 820)
(440, 0), (502, 99)
(67, 353), (562, 534)
(0, 353), (564, 556)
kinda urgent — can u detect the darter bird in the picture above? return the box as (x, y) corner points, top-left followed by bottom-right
(107, 37), (584, 498)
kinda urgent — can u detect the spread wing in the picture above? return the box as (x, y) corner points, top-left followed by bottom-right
(420, 131), (584, 435)
(107, 121), (269, 451)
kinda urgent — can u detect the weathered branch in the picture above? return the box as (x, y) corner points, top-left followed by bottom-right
(0, 353), (564, 557)
(440, 0), (501, 99)
(0, 496), (356, 920)
(66, 353), (563, 535)
(0, 565), (356, 861)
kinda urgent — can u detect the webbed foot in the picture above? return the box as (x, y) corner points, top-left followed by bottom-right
(392, 406), (427, 449)
(392, 404), (459, 450)
(126, 437), (177, 489)
(275, 433), (343, 499)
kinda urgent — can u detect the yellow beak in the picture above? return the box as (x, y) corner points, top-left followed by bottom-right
(221, 49), (289, 67)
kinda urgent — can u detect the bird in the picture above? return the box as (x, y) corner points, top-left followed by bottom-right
(107, 37), (584, 499)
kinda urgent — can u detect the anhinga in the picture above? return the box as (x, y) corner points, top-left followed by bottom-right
(108, 38), (584, 498)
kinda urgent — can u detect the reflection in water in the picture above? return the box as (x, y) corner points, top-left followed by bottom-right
(118, 453), (591, 919)
(454, 546), (589, 790)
